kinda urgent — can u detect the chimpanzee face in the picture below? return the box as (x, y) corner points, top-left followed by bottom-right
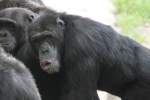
(0, 18), (18, 52)
(29, 14), (65, 74)
(0, 8), (37, 53)
(0, 29), (16, 52)
(38, 42), (60, 73)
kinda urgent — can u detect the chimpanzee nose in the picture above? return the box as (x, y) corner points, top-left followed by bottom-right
(41, 60), (52, 67)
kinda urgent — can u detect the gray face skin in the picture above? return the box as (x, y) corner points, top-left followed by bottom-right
(38, 42), (60, 73)
(0, 18), (18, 53)
(0, 29), (16, 52)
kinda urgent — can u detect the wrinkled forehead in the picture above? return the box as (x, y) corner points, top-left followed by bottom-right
(35, 13), (58, 26)
(29, 14), (59, 35)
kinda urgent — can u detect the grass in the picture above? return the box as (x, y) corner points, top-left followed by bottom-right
(113, 0), (150, 44)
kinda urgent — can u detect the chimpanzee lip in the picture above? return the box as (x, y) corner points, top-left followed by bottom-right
(41, 65), (50, 71)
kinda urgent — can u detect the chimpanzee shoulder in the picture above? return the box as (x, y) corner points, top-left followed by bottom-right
(0, 46), (41, 100)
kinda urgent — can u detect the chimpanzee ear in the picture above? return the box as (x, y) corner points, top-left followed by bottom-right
(0, 18), (18, 29)
(56, 16), (65, 27)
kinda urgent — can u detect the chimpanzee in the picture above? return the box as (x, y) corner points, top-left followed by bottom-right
(0, 0), (46, 13)
(28, 10), (150, 100)
(0, 18), (41, 100)
(0, 8), (60, 100)
(0, 7), (36, 54)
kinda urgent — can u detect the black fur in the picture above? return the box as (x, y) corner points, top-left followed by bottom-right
(0, 0), (45, 13)
(28, 10), (150, 100)
(0, 7), (36, 29)
(0, 46), (41, 100)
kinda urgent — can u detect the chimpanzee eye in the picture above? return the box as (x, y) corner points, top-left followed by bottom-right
(41, 49), (49, 54)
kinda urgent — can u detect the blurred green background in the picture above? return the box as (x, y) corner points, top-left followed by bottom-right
(113, 0), (150, 46)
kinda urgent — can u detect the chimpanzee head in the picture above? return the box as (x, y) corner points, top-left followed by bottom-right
(29, 11), (65, 73)
(0, 18), (19, 52)
(0, 8), (37, 54)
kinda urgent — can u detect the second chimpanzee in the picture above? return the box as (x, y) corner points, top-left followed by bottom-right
(0, 17), (41, 100)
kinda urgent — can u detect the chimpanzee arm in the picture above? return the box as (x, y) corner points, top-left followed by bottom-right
(60, 57), (100, 100)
